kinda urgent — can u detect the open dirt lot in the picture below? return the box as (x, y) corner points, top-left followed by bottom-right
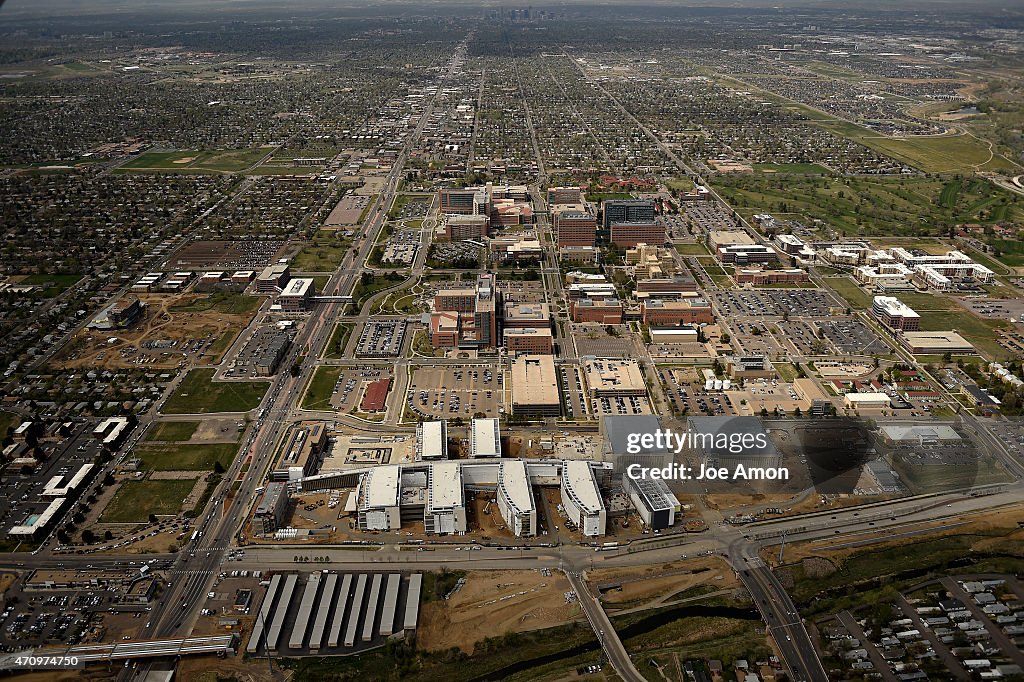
(57, 294), (257, 370)
(417, 569), (580, 653)
(588, 557), (737, 608)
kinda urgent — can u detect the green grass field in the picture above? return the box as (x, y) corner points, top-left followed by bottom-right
(119, 148), (271, 173)
(674, 242), (710, 255)
(292, 232), (352, 271)
(754, 162), (829, 174)
(133, 442), (238, 472)
(206, 330), (239, 363)
(20, 273), (82, 297)
(100, 478), (198, 523)
(161, 369), (267, 414)
(322, 323), (354, 359)
(301, 367), (342, 411)
(144, 421), (199, 442)
(990, 240), (1024, 267)
(712, 175), (1022, 238)
(169, 292), (262, 316)
(821, 276), (884, 309)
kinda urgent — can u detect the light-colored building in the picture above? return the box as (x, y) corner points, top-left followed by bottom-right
(356, 465), (401, 531)
(278, 277), (316, 312)
(503, 303), (551, 330)
(511, 355), (561, 416)
(560, 460), (607, 537)
(497, 460), (536, 537)
(872, 296), (921, 331)
(649, 327), (699, 344)
(470, 418), (501, 458)
(640, 298), (714, 326)
(426, 461), (466, 535)
(416, 421), (448, 460)
(584, 358), (647, 398)
(900, 331), (975, 355)
(843, 392), (891, 410)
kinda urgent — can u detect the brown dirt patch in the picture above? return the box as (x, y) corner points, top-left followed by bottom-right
(417, 569), (580, 653)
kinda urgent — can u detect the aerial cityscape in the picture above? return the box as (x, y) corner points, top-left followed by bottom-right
(0, 1), (1023, 680)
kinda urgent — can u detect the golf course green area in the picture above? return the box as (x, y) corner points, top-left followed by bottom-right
(100, 478), (198, 523)
(712, 174), (1022, 238)
(161, 368), (267, 414)
(133, 442), (238, 472)
(118, 148), (270, 173)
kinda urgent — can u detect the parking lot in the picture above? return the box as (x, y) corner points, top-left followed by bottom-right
(331, 368), (389, 412)
(712, 288), (837, 318)
(959, 296), (1024, 321)
(355, 320), (407, 358)
(407, 365), (503, 419)
(729, 320), (786, 356)
(817, 318), (891, 355)
(659, 367), (736, 416)
(559, 365), (589, 419)
(572, 323), (635, 358)
(774, 319), (827, 356)
(683, 203), (738, 235)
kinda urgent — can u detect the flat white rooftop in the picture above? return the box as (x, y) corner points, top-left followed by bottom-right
(498, 460), (534, 515)
(363, 465), (400, 509)
(281, 278), (313, 297)
(471, 418), (500, 458)
(428, 461), (464, 511)
(562, 460), (603, 515)
(418, 421), (446, 459)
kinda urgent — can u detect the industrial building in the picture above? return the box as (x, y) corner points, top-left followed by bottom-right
(510, 354), (561, 416)
(503, 327), (554, 354)
(636, 275), (699, 294)
(272, 421), (329, 482)
(426, 461), (466, 535)
(356, 465), (402, 531)
(306, 459), (615, 536)
(251, 482), (290, 536)
(93, 417), (133, 450)
(584, 358), (648, 398)
(609, 222), (666, 248)
(560, 460), (607, 536)
(470, 418), (501, 458)
(899, 331), (976, 355)
(256, 263), (290, 292)
(416, 421), (447, 460)
(601, 415), (673, 475)
(554, 210), (598, 247)
(687, 416), (780, 470)
(442, 214), (489, 241)
(88, 296), (144, 331)
(278, 277), (316, 312)
(872, 296), (921, 331)
(570, 297), (624, 324)
(430, 273), (499, 350)
(254, 332), (292, 376)
(601, 199), (655, 230)
(503, 303), (551, 330)
(649, 327), (699, 344)
(497, 460), (537, 537)
(843, 393), (892, 410)
(640, 298), (714, 326)
(734, 267), (809, 285)
(717, 243), (777, 265)
(623, 474), (680, 531)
